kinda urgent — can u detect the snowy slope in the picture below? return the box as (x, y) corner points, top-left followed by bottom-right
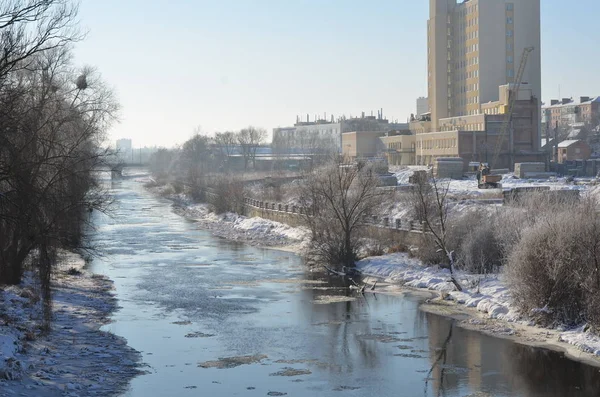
(0, 253), (140, 395)
(357, 252), (600, 356)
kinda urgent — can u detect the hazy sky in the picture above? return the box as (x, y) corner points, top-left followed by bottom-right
(74, 0), (600, 148)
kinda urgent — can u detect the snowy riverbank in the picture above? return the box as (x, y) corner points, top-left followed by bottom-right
(357, 253), (600, 364)
(146, 184), (310, 251)
(145, 179), (600, 366)
(0, 253), (141, 396)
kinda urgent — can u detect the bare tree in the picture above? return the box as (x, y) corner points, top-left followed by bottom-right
(180, 132), (215, 198)
(0, 36), (118, 328)
(237, 126), (266, 170)
(214, 131), (237, 170)
(0, 0), (82, 85)
(299, 131), (339, 168)
(298, 157), (389, 270)
(408, 171), (462, 291)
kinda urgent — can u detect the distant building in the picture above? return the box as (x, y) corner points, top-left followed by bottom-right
(414, 85), (544, 169)
(557, 140), (591, 164)
(272, 113), (408, 154)
(341, 131), (386, 160)
(116, 138), (132, 152)
(542, 97), (600, 138)
(416, 97), (429, 118)
(380, 134), (416, 166)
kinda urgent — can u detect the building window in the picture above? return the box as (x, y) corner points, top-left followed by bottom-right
(508, 69), (514, 78)
(507, 17), (513, 24)
(507, 3), (514, 11)
(507, 56), (513, 63)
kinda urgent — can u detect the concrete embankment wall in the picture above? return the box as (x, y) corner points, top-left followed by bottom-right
(245, 206), (305, 228)
(243, 199), (426, 246)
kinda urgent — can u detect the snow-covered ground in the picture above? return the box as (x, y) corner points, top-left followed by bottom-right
(0, 253), (141, 396)
(152, 187), (310, 250)
(357, 252), (600, 358)
(391, 165), (591, 198)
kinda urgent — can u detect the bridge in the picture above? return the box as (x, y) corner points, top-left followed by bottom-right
(101, 162), (148, 179)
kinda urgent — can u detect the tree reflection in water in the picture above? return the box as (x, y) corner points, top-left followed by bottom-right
(424, 311), (600, 397)
(302, 272), (382, 372)
(424, 321), (454, 396)
(505, 343), (600, 397)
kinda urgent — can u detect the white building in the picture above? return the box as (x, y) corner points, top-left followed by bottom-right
(116, 138), (132, 152)
(416, 97), (429, 117)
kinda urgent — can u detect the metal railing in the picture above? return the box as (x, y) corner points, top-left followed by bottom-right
(243, 197), (426, 233)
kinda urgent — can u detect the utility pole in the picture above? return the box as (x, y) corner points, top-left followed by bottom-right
(554, 121), (559, 165)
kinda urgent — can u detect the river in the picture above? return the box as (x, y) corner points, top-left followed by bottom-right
(88, 171), (600, 397)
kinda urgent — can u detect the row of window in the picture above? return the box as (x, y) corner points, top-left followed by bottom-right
(454, 57), (479, 69)
(449, 104), (483, 118)
(454, 70), (480, 80)
(484, 108), (502, 115)
(439, 123), (484, 132)
(467, 96), (480, 105)
(467, 43), (479, 53)
(465, 4), (478, 14)
(467, 31), (479, 40)
(417, 138), (458, 150)
(455, 83), (479, 94)
(466, 18), (478, 28)
(549, 114), (596, 121)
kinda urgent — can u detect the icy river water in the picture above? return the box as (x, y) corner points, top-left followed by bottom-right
(88, 171), (600, 397)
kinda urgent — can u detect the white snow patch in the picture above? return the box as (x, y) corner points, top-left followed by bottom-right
(158, 190), (309, 249)
(357, 252), (600, 357)
(559, 327), (600, 356)
(0, 253), (141, 394)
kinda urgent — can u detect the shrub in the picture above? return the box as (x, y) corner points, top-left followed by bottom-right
(209, 175), (246, 214)
(413, 235), (447, 265)
(448, 209), (503, 274)
(505, 204), (600, 328)
(172, 181), (184, 194)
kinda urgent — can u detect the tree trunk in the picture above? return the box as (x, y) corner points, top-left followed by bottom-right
(344, 231), (354, 267)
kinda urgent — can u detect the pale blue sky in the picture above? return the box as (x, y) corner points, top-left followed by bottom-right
(74, 0), (600, 147)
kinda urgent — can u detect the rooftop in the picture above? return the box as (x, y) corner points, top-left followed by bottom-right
(544, 96), (600, 109)
(558, 140), (582, 148)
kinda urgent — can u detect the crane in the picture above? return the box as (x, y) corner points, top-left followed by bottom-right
(490, 46), (535, 170)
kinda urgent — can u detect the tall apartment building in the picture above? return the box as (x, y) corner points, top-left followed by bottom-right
(428, 0), (541, 130)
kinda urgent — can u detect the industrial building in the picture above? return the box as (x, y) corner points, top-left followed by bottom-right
(272, 112), (408, 155)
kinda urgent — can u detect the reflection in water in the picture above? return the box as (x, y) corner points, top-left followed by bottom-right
(91, 173), (600, 397)
(426, 320), (454, 396)
(506, 344), (600, 397)
(425, 312), (600, 397)
(301, 278), (384, 374)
